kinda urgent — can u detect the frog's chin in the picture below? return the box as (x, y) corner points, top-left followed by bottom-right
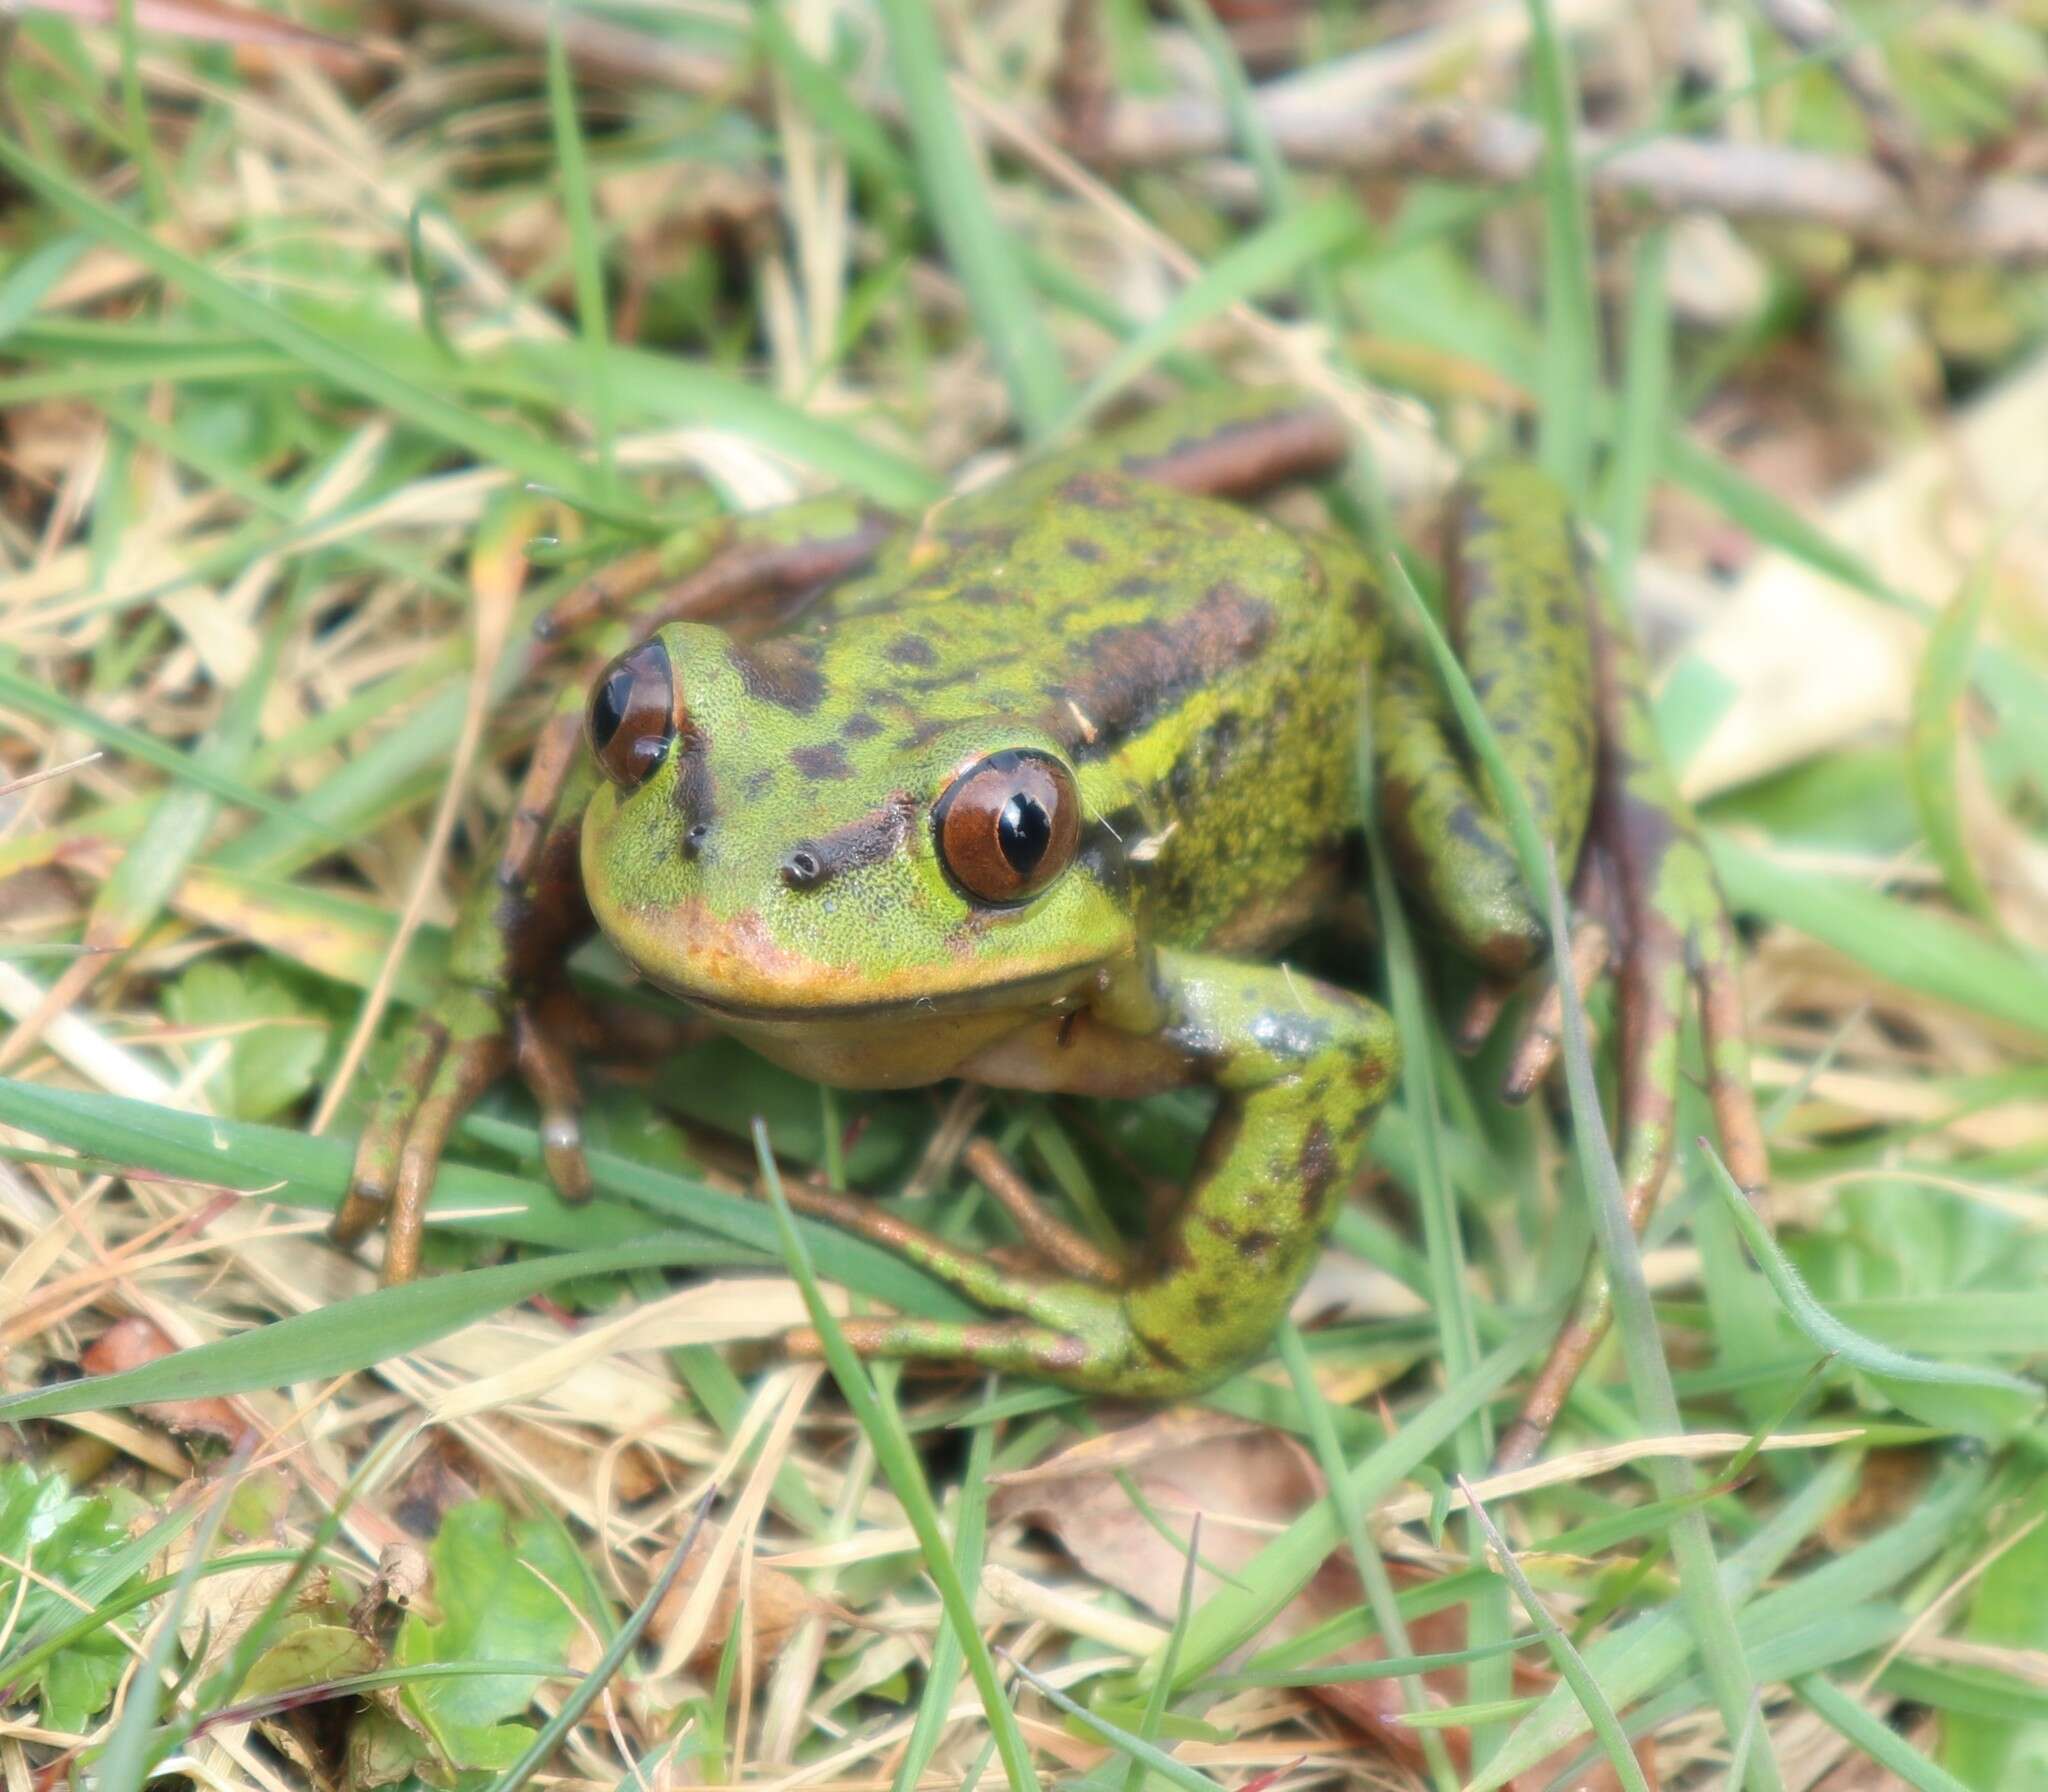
(669, 969), (1098, 1090)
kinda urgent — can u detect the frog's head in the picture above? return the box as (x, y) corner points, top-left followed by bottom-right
(577, 622), (1137, 1084)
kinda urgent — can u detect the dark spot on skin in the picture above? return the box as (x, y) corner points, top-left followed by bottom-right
(1298, 1120), (1338, 1215)
(1237, 1228), (1275, 1259)
(1493, 610), (1529, 643)
(797, 792), (918, 883)
(956, 581), (1010, 607)
(1051, 580), (1277, 758)
(885, 635), (937, 667)
(744, 769), (775, 801)
(841, 712), (883, 740)
(1137, 1326), (1189, 1374)
(1111, 574), (1163, 600)
(728, 637), (825, 714)
(1065, 537), (1105, 562)
(899, 717), (954, 751)
(670, 741), (715, 831)
(1194, 1292), (1224, 1325)
(792, 742), (852, 780)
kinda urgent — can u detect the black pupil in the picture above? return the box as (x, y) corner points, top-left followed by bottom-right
(997, 793), (1051, 874)
(590, 665), (634, 751)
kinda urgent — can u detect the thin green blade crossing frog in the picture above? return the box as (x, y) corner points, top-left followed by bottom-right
(331, 391), (1765, 1460)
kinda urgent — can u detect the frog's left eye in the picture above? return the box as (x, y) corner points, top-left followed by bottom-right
(587, 637), (679, 789)
(934, 750), (1080, 906)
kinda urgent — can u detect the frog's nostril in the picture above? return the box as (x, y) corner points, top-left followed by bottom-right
(683, 822), (711, 859)
(781, 847), (826, 890)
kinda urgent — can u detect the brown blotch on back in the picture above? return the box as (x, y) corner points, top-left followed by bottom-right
(841, 711), (883, 740)
(791, 742), (852, 781)
(1065, 536), (1106, 562)
(728, 637), (825, 714)
(1051, 578), (1277, 755)
(885, 634), (938, 667)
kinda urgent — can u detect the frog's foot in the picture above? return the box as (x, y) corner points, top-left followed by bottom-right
(334, 987), (514, 1283)
(334, 983), (601, 1283)
(533, 497), (895, 651)
(960, 1137), (1126, 1283)
(766, 1174), (1192, 1393)
(1457, 847), (1620, 1095)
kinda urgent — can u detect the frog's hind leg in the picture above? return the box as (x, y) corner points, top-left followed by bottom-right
(1492, 573), (1768, 1470)
(1028, 389), (1350, 501)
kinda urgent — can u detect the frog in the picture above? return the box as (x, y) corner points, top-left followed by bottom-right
(331, 390), (1765, 1462)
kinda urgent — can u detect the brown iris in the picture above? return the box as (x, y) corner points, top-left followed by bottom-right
(933, 750), (1080, 905)
(587, 638), (680, 788)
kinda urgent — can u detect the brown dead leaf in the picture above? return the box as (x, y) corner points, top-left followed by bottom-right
(647, 1521), (826, 1676)
(81, 1316), (247, 1448)
(998, 1413), (1657, 1791)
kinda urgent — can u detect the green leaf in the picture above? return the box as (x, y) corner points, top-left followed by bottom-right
(0, 1464), (147, 1733)
(1702, 1146), (2043, 1437)
(1905, 558), (2000, 926)
(237, 1621), (380, 1699)
(396, 1501), (595, 1770)
(162, 960), (331, 1122)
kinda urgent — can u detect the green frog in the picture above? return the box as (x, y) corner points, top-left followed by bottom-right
(332, 391), (1763, 1460)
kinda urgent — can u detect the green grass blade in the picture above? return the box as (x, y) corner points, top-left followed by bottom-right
(1459, 1478), (1651, 1792)
(1068, 198), (1361, 426)
(545, 5), (616, 492)
(1904, 558), (2000, 926)
(1708, 835), (2048, 1041)
(1700, 1145), (2041, 1435)
(752, 1121), (1042, 1792)
(1793, 1674), (1976, 1792)
(1168, 1321), (1544, 1686)
(1525, 0), (1599, 498)
(0, 132), (594, 495)
(1276, 1323), (1459, 1792)
(876, 0), (1068, 440)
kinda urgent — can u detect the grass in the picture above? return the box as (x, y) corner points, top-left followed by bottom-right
(3, 5), (2048, 1792)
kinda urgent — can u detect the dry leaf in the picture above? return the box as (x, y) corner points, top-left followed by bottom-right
(998, 1413), (1657, 1790)
(80, 1316), (247, 1448)
(647, 1521), (827, 1676)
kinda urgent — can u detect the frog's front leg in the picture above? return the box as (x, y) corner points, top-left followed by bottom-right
(781, 951), (1397, 1399)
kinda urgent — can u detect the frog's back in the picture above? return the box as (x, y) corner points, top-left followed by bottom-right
(814, 466), (1370, 951)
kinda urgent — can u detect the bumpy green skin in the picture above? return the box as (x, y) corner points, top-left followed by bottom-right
(565, 401), (1598, 1396)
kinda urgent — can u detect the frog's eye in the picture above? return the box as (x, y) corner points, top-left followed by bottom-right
(933, 750), (1080, 906)
(587, 638), (679, 789)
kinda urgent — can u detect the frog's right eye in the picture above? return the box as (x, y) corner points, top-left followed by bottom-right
(587, 638), (679, 789)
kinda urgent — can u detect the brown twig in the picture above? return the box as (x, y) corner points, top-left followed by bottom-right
(1108, 102), (2048, 268)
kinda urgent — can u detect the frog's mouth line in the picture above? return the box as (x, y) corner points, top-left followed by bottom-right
(646, 961), (1099, 1026)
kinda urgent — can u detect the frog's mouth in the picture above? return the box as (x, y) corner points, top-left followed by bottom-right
(644, 959), (1099, 1026)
